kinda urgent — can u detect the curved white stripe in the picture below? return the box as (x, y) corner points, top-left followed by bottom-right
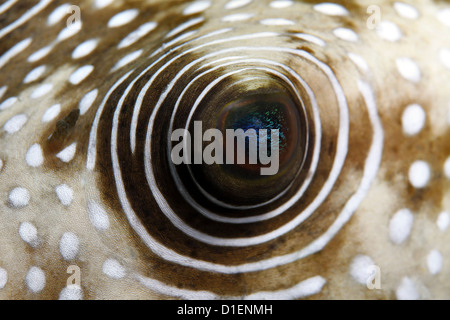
(87, 71), (133, 170)
(131, 32), (278, 152)
(0, 0), (52, 39)
(0, 0), (18, 16)
(130, 28), (234, 152)
(165, 17), (204, 38)
(134, 274), (326, 299)
(292, 33), (326, 47)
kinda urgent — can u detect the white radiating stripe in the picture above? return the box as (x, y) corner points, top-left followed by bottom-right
(165, 17), (204, 38)
(0, 0), (18, 16)
(86, 71), (133, 170)
(0, 38), (32, 70)
(134, 274), (326, 300)
(0, 0), (52, 39)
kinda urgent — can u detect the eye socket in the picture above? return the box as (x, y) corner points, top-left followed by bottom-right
(172, 78), (308, 210)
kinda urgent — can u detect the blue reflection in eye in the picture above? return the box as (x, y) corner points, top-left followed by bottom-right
(228, 103), (288, 157)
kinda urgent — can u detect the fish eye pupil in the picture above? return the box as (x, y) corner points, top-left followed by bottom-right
(223, 96), (290, 161)
(178, 89), (308, 209)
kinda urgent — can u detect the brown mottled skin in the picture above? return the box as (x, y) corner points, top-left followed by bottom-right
(0, 0), (449, 299)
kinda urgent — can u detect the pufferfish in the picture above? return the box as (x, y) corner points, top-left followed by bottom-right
(0, 0), (449, 300)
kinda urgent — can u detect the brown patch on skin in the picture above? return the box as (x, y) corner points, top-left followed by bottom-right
(46, 108), (80, 153)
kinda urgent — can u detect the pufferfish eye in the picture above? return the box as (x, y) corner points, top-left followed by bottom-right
(90, 20), (353, 259)
(83, 16), (371, 296)
(172, 80), (308, 209)
(2, 0), (448, 301)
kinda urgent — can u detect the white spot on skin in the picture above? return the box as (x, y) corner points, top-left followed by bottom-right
(408, 160), (431, 188)
(184, 1), (211, 15)
(389, 208), (414, 245)
(26, 267), (45, 293)
(396, 57), (421, 83)
(69, 65), (94, 85)
(396, 277), (419, 300)
(0, 86), (7, 100)
(349, 255), (375, 285)
(225, 0), (252, 10)
(260, 18), (295, 26)
(333, 27), (359, 42)
(19, 222), (39, 247)
(26, 143), (44, 168)
(30, 83), (53, 99)
(444, 157), (450, 179)
(111, 50), (142, 71)
(0, 159), (3, 172)
(47, 4), (71, 26)
(41, 104), (61, 123)
(108, 9), (139, 28)
(293, 33), (326, 47)
(376, 20), (402, 42)
(59, 285), (83, 300)
(427, 250), (443, 275)
(437, 211), (450, 231)
(57, 21), (82, 42)
(9, 187), (30, 208)
(88, 200), (110, 231)
(93, 0), (113, 9)
(439, 48), (450, 69)
(79, 89), (98, 115)
(56, 21), (83, 42)
(27, 45), (53, 63)
(3, 114), (27, 134)
(0, 38), (32, 69)
(448, 104), (450, 127)
(348, 52), (369, 72)
(437, 9), (450, 27)
(118, 22), (157, 49)
(0, 268), (7, 289)
(394, 2), (419, 20)
(313, 3), (349, 16)
(402, 104), (426, 136)
(222, 13), (254, 22)
(56, 184), (74, 206)
(72, 39), (99, 59)
(270, 0), (293, 9)
(23, 65), (46, 84)
(0, 96), (18, 111)
(56, 143), (77, 163)
(102, 259), (126, 279)
(59, 232), (79, 261)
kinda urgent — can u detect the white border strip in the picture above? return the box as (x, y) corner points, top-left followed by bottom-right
(0, 0), (52, 39)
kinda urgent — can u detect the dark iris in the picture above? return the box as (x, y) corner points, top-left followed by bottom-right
(185, 88), (307, 209)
